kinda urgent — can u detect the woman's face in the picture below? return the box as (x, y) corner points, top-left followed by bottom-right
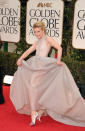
(33, 27), (44, 39)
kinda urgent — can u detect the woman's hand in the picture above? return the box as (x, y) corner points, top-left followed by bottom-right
(17, 58), (22, 66)
(56, 60), (62, 66)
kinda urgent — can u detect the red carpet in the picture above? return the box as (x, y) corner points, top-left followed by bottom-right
(0, 86), (85, 131)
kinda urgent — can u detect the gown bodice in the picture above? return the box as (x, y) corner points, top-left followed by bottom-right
(36, 35), (51, 57)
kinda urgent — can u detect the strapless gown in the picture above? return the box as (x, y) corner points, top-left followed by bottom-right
(10, 36), (85, 127)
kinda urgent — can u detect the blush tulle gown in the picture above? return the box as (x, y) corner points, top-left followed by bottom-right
(10, 36), (85, 127)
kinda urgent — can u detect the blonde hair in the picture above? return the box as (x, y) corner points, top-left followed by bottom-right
(33, 21), (46, 33)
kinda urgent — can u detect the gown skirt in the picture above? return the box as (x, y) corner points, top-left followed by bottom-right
(10, 55), (85, 127)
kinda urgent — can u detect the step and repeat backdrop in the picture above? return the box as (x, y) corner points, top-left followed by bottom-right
(0, 0), (85, 49)
(26, 0), (64, 45)
(0, 0), (20, 43)
(72, 0), (85, 49)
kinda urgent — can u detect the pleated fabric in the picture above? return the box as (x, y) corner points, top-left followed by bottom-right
(10, 36), (85, 127)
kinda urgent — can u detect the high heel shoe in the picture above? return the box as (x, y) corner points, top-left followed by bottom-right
(37, 110), (44, 122)
(37, 115), (41, 122)
(30, 112), (38, 126)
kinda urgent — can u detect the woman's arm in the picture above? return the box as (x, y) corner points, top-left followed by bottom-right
(17, 43), (36, 66)
(47, 36), (62, 66)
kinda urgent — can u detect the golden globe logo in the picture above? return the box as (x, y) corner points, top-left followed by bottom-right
(37, 2), (52, 8)
(29, 9), (60, 37)
(0, 8), (19, 34)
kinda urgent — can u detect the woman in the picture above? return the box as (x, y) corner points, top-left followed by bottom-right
(10, 21), (85, 127)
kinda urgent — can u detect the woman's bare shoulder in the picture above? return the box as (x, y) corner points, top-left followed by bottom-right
(46, 36), (52, 41)
(46, 36), (55, 45)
